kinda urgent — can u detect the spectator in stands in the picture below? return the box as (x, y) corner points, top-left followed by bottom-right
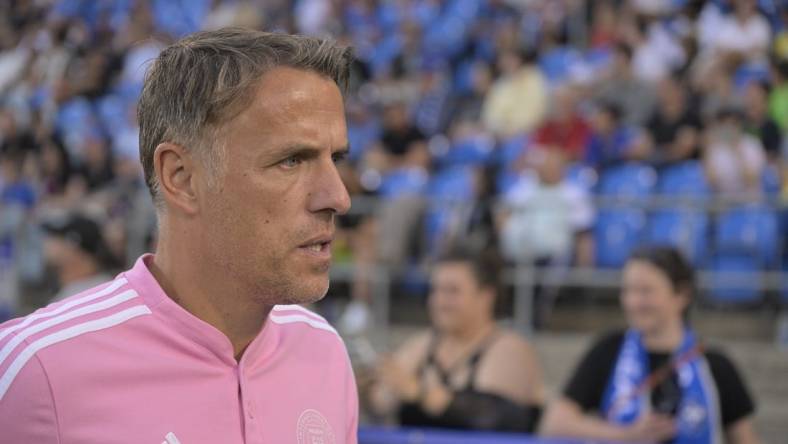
(533, 86), (591, 161)
(541, 246), (759, 444)
(439, 167), (499, 257)
(769, 59), (788, 132)
(699, 64), (746, 124)
(744, 81), (783, 161)
(0, 147), (38, 310)
(37, 136), (73, 199)
(71, 132), (116, 193)
(42, 213), (116, 302)
(710, 0), (771, 63)
(703, 108), (766, 198)
(0, 148), (36, 217)
(589, 0), (617, 49)
(0, 110), (36, 155)
(593, 43), (656, 126)
(774, 7), (788, 61)
(449, 61), (493, 126)
(412, 62), (452, 137)
(366, 102), (429, 276)
(646, 74), (703, 166)
(623, 16), (687, 83)
(499, 149), (594, 327)
(584, 102), (651, 171)
(499, 149), (594, 268)
(369, 102), (429, 173)
(481, 48), (547, 138)
(368, 247), (544, 432)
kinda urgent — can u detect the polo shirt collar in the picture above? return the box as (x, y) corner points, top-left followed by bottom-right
(123, 254), (280, 368)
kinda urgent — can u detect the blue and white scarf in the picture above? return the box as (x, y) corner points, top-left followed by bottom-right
(600, 329), (723, 444)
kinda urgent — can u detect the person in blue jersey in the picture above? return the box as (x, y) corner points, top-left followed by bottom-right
(541, 246), (758, 444)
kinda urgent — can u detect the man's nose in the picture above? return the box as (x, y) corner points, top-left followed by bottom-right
(308, 159), (351, 216)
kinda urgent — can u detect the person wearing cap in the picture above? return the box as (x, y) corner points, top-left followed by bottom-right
(42, 214), (116, 303)
(0, 29), (357, 443)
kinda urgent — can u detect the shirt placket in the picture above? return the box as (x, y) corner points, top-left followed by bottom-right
(238, 366), (264, 444)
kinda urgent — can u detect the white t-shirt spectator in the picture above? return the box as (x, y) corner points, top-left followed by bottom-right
(633, 23), (686, 83)
(712, 13), (771, 56)
(500, 177), (594, 262)
(705, 134), (766, 196)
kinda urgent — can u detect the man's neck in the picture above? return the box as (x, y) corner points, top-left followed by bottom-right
(151, 240), (272, 361)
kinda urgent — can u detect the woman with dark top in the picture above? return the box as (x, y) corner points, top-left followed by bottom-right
(368, 247), (544, 432)
(541, 246), (759, 444)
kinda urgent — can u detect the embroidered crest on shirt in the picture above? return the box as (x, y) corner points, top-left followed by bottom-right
(296, 409), (335, 444)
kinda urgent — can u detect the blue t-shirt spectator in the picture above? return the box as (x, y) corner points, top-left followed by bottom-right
(584, 104), (639, 170)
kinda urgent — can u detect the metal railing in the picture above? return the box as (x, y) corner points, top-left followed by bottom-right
(331, 192), (788, 342)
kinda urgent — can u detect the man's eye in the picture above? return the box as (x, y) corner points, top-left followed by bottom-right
(281, 156), (302, 169)
(332, 152), (348, 164)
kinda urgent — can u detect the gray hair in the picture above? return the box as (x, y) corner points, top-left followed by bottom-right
(137, 27), (354, 204)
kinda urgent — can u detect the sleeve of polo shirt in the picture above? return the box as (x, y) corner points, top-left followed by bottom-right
(345, 353), (359, 444)
(0, 352), (60, 443)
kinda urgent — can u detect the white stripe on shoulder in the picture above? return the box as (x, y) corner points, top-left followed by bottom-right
(0, 290), (140, 368)
(272, 304), (329, 322)
(0, 305), (151, 400)
(0, 278), (128, 341)
(269, 313), (338, 336)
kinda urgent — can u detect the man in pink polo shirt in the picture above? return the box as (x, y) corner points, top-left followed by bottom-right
(0, 28), (357, 443)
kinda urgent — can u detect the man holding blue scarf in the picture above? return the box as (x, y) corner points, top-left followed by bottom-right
(541, 246), (758, 444)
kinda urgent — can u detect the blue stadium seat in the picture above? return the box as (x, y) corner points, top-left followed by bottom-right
(151, 0), (210, 37)
(657, 161), (709, 196)
(439, 136), (495, 167)
(565, 163), (598, 192)
(493, 134), (529, 167)
(496, 170), (524, 196)
(56, 98), (102, 152)
(453, 58), (478, 95)
(426, 167), (476, 201)
(594, 209), (647, 268)
(646, 209), (709, 266)
(96, 95), (128, 135)
(539, 47), (583, 85)
(597, 163), (657, 198)
(733, 62), (770, 91)
(714, 205), (780, 267)
(376, 1), (404, 33)
(369, 35), (402, 76)
(347, 120), (381, 163)
(584, 47), (613, 74)
(762, 165), (781, 196)
(377, 168), (428, 200)
(422, 167), (476, 252)
(708, 254), (762, 303)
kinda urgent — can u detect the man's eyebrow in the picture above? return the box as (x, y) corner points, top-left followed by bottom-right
(271, 144), (322, 159)
(333, 144), (350, 155)
(272, 143), (350, 158)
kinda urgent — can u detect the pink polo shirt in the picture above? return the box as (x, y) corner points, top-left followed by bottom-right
(0, 254), (358, 444)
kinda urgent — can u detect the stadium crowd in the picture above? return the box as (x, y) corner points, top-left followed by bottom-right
(4, 0), (786, 327)
(0, 0), (783, 442)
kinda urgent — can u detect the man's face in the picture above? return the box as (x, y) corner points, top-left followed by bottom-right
(198, 67), (351, 305)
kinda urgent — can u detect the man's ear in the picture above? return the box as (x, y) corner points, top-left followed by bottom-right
(153, 142), (200, 215)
